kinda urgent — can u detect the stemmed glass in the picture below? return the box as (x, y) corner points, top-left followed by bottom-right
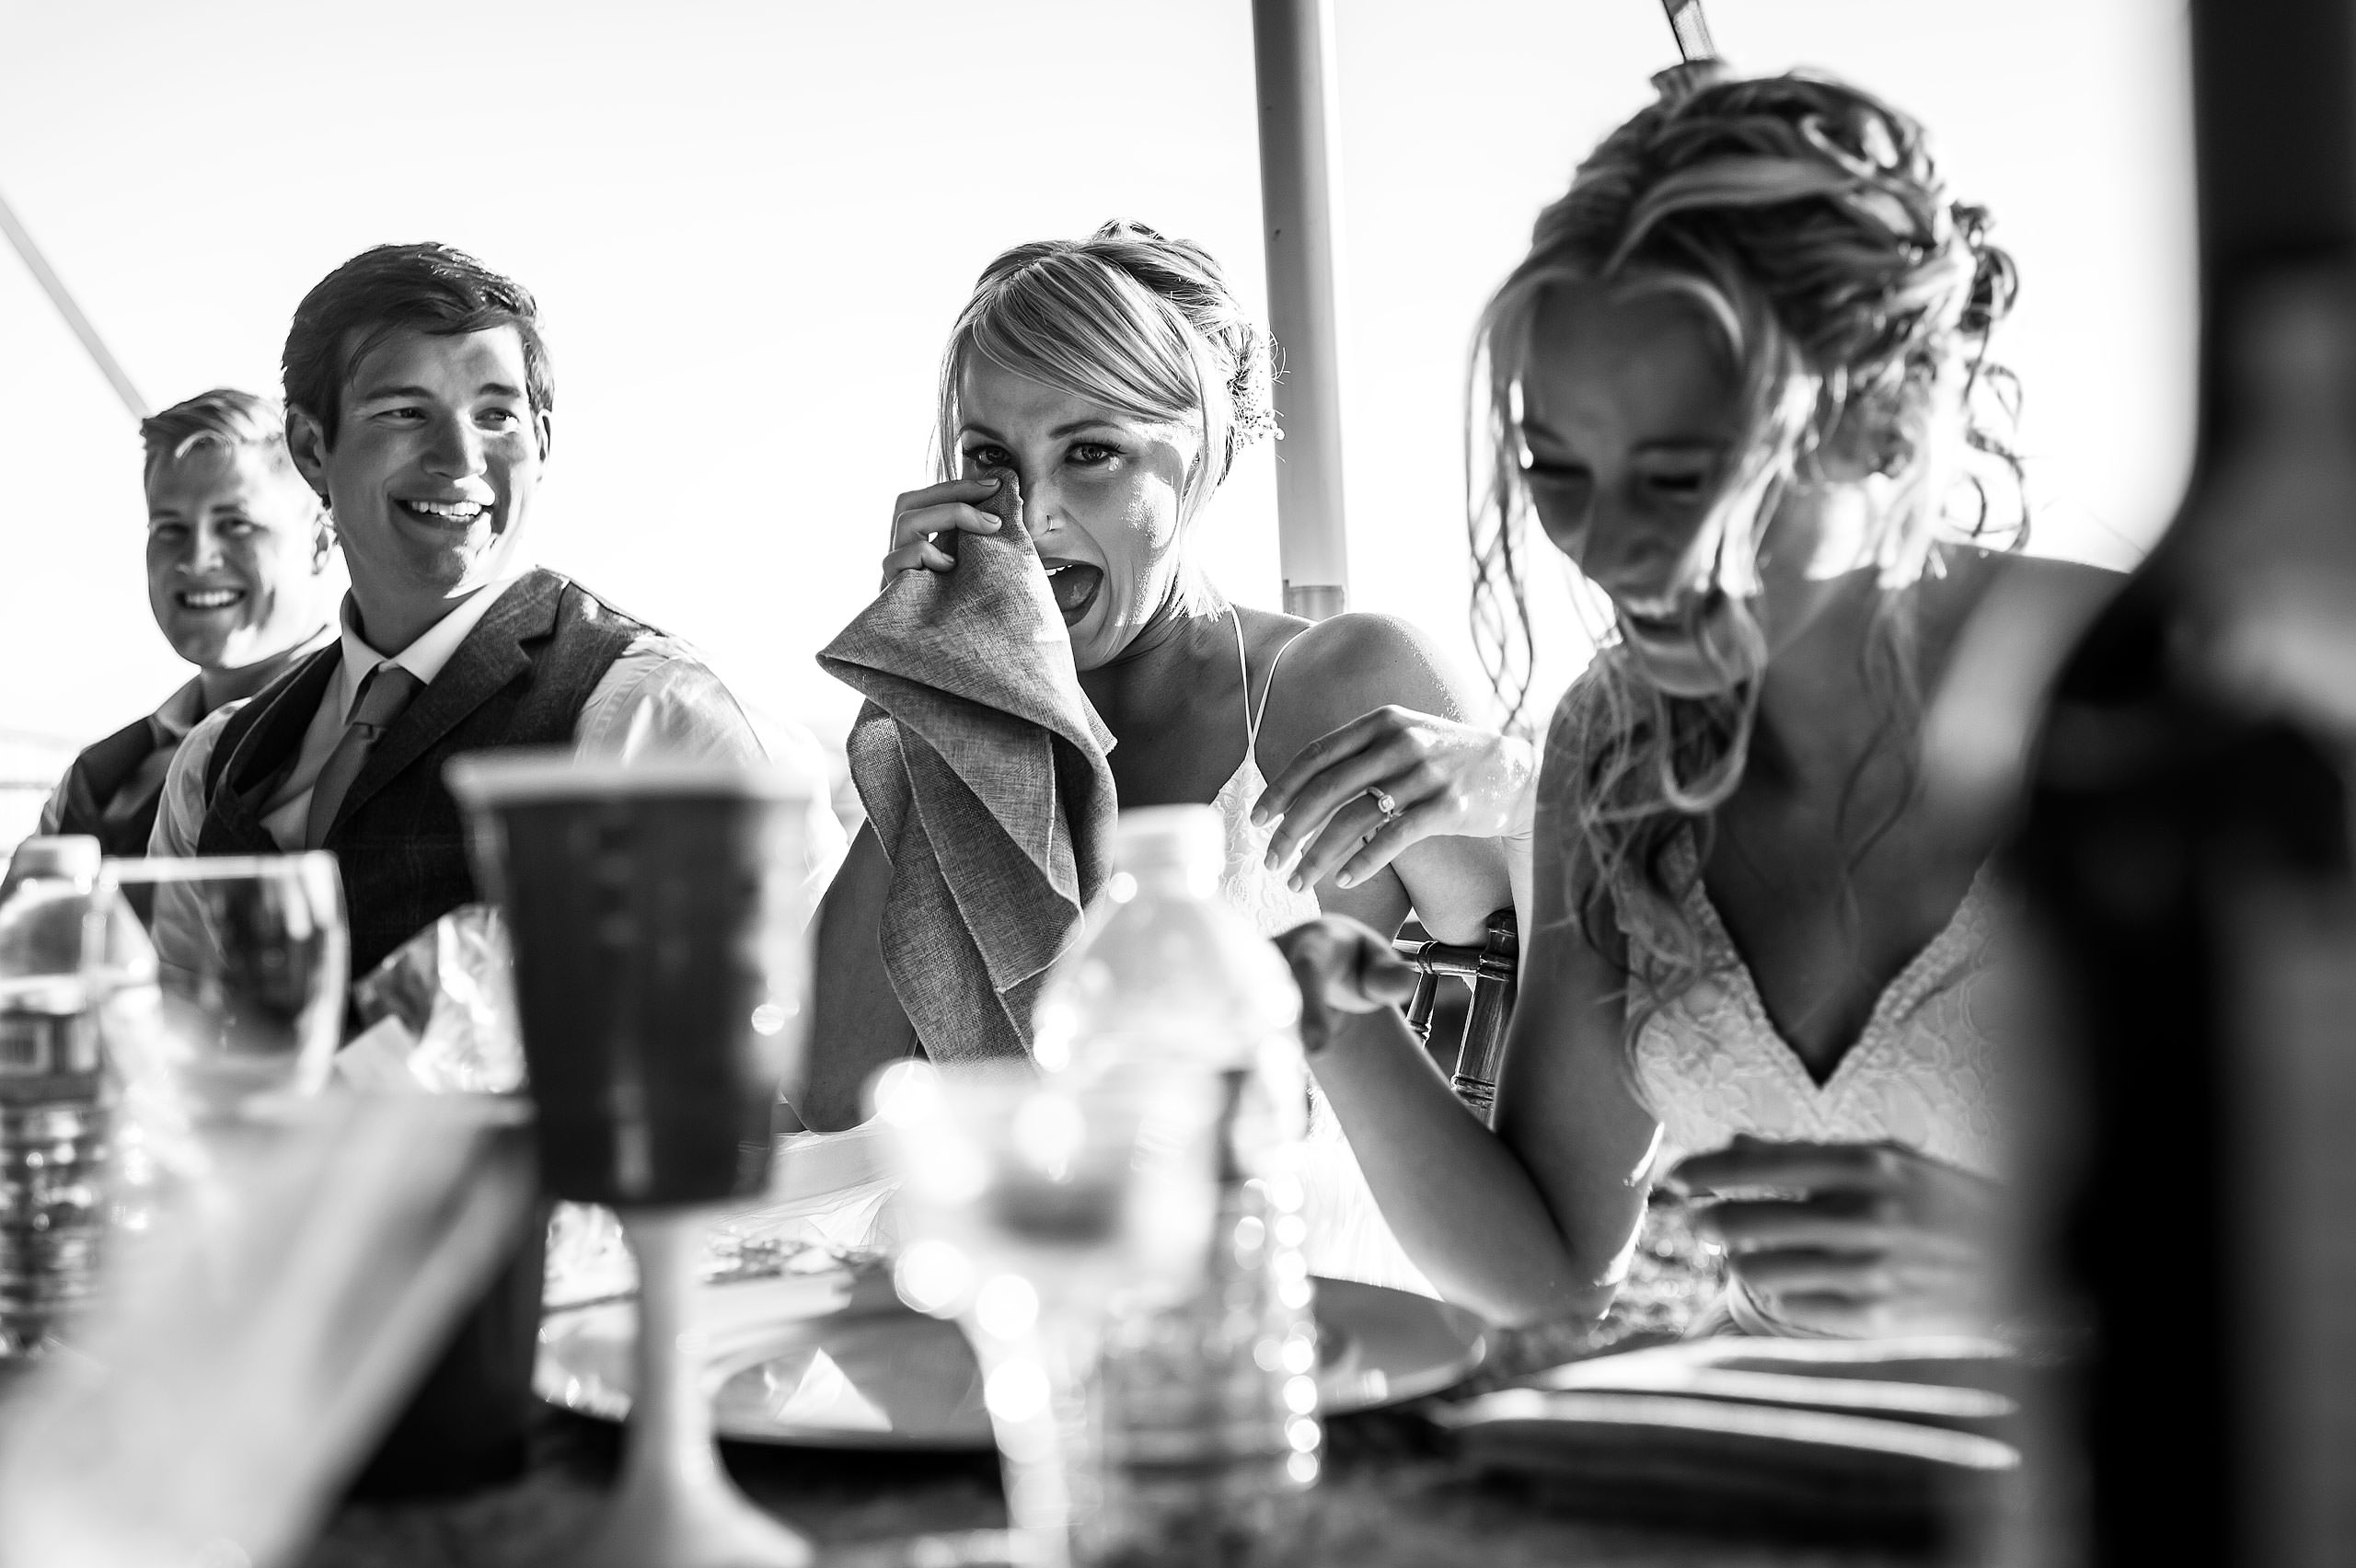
(448, 755), (817, 1568)
(874, 1059), (1220, 1568)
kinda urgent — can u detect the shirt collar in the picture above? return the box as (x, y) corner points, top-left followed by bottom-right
(150, 679), (208, 744)
(158, 624), (338, 742)
(335, 576), (524, 722)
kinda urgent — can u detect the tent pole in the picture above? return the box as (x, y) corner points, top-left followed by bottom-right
(0, 187), (148, 421)
(1252, 0), (1350, 623)
(1659, 0), (1718, 63)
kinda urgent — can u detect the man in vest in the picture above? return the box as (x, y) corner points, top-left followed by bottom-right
(151, 242), (766, 957)
(39, 388), (337, 856)
(148, 241), (766, 1494)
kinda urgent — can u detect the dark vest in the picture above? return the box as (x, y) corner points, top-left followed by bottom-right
(52, 710), (179, 859)
(197, 569), (650, 979)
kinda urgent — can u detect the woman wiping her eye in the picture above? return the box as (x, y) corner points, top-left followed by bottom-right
(807, 220), (1513, 1295)
(1273, 65), (2116, 1337)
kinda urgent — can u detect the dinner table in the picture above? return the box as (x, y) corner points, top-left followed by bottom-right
(303, 1311), (2025, 1568)
(296, 1166), (2030, 1568)
(305, 1404), (2004, 1568)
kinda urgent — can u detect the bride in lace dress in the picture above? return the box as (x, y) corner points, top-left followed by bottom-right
(1262, 67), (2111, 1337)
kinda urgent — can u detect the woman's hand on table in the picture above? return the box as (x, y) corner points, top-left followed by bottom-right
(1253, 708), (1536, 891)
(1272, 915), (1421, 1055)
(879, 476), (1006, 584)
(1669, 1136), (2002, 1337)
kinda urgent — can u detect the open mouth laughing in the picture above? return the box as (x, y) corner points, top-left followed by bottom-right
(1041, 559), (1103, 625)
(1617, 592), (1716, 647)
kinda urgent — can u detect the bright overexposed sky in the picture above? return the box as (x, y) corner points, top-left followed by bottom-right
(0, 1), (2194, 813)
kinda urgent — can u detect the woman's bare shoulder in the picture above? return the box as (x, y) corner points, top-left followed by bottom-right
(1938, 546), (2124, 619)
(1922, 549), (2133, 831)
(1244, 610), (1468, 753)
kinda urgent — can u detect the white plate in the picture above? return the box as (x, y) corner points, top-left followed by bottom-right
(536, 1274), (1487, 1449)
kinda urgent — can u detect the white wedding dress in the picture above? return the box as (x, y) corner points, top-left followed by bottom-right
(1627, 836), (2007, 1332)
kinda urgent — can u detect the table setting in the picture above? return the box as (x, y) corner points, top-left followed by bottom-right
(0, 765), (2032, 1568)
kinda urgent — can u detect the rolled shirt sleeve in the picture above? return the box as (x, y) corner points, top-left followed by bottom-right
(563, 634), (849, 905)
(572, 635), (768, 767)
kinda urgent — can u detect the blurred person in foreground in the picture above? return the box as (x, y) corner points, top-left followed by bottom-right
(38, 389), (339, 857)
(1265, 66), (2116, 1337)
(0, 1094), (534, 1568)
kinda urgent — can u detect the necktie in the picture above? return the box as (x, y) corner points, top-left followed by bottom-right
(305, 665), (425, 849)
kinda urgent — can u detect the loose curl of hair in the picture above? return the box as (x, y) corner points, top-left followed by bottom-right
(935, 221), (1278, 616)
(1468, 65), (2025, 1024)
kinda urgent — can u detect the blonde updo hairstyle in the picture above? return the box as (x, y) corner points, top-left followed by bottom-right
(936, 221), (1279, 617)
(1470, 66), (2024, 1021)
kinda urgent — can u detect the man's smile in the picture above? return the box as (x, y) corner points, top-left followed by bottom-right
(395, 497), (490, 525)
(174, 586), (248, 612)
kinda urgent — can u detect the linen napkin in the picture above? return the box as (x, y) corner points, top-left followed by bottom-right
(818, 471), (1116, 1065)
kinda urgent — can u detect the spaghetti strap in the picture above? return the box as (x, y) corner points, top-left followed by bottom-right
(1237, 611), (1306, 761)
(1230, 612), (1256, 752)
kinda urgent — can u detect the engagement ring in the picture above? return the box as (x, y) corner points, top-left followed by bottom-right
(1368, 785), (1403, 821)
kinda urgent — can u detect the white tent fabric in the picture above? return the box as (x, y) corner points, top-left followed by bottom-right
(2, 1), (2191, 828)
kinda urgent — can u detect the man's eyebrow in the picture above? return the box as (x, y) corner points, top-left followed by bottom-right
(351, 381), (528, 403)
(351, 383), (438, 403)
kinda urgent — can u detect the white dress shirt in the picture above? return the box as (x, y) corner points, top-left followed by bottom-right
(151, 578), (846, 892)
(35, 628), (341, 840)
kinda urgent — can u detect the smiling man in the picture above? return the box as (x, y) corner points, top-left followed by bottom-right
(38, 389), (338, 855)
(145, 244), (775, 1495)
(152, 243), (769, 975)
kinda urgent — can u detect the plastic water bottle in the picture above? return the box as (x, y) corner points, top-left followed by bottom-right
(1032, 805), (1321, 1565)
(0, 836), (119, 1356)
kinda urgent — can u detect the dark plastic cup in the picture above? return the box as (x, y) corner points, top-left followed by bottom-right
(445, 756), (815, 1206)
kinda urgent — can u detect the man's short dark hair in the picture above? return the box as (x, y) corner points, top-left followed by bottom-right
(282, 242), (554, 447)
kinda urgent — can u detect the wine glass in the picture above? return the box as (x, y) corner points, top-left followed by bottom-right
(446, 754), (815, 1568)
(98, 855), (349, 1136)
(874, 1059), (1220, 1568)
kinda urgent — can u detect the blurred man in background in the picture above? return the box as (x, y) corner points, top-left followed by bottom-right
(38, 388), (339, 855)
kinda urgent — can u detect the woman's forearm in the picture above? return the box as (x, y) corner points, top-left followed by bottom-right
(1310, 1005), (1616, 1326)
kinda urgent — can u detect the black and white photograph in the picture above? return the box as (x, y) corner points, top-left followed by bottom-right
(0, 3), (2339, 1565)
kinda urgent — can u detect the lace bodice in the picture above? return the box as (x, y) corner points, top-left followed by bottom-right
(1213, 751), (1322, 940)
(1628, 838), (2007, 1180)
